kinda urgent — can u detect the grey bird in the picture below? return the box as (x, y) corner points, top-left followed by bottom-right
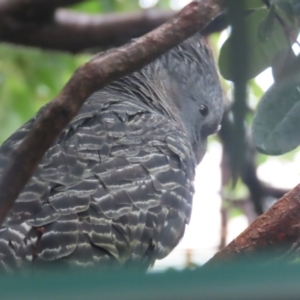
(0, 33), (223, 272)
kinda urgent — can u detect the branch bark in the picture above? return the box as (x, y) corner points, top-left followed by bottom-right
(0, 0), (230, 53)
(206, 182), (300, 264)
(0, 0), (225, 224)
(220, 111), (289, 216)
(0, 9), (176, 53)
(0, 0), (84, 15)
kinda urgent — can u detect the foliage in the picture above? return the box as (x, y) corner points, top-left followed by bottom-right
(0, 0), (145, 144)
(219, 0), (300, 156)
(253, 73), (300, 155)
(0, 46), (88, 143)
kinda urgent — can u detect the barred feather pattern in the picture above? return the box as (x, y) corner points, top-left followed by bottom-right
(0, 92), (196, 272)
(0, 33), (223, 272)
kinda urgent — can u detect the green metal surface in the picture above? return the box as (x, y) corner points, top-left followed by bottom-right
(1, 260), (300, 299)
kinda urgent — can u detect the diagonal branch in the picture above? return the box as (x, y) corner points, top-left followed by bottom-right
(0, 0), (226, 225)
(206, 181), (300, 265)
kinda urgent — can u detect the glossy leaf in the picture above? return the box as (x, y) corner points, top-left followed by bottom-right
(245, 0), (265, 9)
(270, 0), (300, 16)
(252, 74), (300, 155)
(219, 8), (289, 80)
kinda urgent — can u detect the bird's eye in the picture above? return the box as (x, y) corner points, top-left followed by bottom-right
(199, 104), (209, 117)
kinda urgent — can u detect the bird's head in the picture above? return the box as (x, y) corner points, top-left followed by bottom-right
(159, 33), (224, 163)
(113, 33), (224, 164)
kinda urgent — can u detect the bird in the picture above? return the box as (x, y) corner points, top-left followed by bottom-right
(0, 32), (223, 272)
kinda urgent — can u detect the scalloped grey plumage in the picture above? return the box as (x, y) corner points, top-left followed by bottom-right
(0, 32), (223, 272)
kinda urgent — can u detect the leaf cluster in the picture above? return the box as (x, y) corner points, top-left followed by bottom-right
(219, 0), (300, 156)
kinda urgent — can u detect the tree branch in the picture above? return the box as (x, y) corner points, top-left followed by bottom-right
(0, 0), (84, 16)
(0, 0), (225, 224)
(219, 108), (288, 215)
(206, 182), (300, 264)
(0, 9), (176, 53)
(0, 0), (230, 53)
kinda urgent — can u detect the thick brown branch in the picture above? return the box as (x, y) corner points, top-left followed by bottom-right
(0, 0), (84, 15)
(0, 9), (176, 53)
(207, 183), (300, 264)
(0, 3), (229, 53)
(0, 0), (225, 224)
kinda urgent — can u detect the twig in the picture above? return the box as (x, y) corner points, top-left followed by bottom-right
(219, 208), (228, 250)
(219, 109), (265, 215)
(0, 0), (225, 225)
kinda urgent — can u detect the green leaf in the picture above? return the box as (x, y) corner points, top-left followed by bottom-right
(244, 0), (265, 9)
(71, 1), (102, 13)
(271, 46), (297, 82)
(270, 0), (300, 16)
(258, 5), (276, 41)
(0, 44), (89, 143)
(229, 207), (245, 219)
(219, 8), (289, 80)
(252, 74), (300, 155)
